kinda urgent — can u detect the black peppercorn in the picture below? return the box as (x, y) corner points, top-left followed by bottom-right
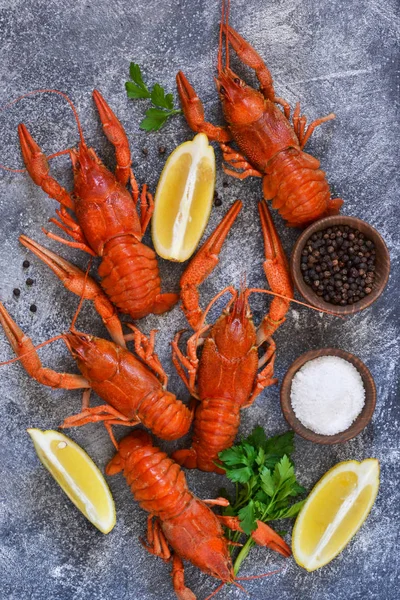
(300, 224), (376, 306)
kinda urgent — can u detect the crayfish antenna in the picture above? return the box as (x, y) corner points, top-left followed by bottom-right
(232, 580), (248, 594)
(225, 0), (231, 70)
(218, 0), (232, 74)
(248, 288), (346, 320)
(236, 566), (284, 581)
(204, 582), (225, 600)
(70, 258), (93, 332)
(0, 333), (65, 367)
(0, 89), (86, 172)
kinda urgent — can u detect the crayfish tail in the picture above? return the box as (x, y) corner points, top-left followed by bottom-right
(172, 448), (198, 470)
(325, 197), (344, 216)
(105, 452), (124, 476)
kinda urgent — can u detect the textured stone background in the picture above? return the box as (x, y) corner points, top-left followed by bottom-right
(0, 1), (399, 599)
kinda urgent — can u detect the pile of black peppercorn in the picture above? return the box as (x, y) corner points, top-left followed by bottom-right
(301, 225), (376, 306)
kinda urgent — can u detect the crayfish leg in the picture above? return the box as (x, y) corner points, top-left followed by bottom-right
(171, 554), (197, 600)
(0, 301), (90, 390)
(217, 515), (291, 558)
(18, 123), (74, 210)
(176, 71), (231, 143)
(256, 201), (293, 346)
(180, 199), (242, 330)
(19, 235), (126, 348)
(140, 517), (171, 561)
(224, 25), (275, 101)
(92, 89), (131, 186)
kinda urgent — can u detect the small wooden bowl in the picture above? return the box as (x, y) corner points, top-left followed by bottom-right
(291, 215), (390, 316)
(280, 348), (376, 444)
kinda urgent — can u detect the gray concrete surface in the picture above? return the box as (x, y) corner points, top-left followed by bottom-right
(0, 1), (399, 599)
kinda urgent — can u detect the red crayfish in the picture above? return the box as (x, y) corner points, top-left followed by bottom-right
(0, 251), (192, 446)
(11, 88), (178, 326)
(106, 430), (290, 600)
(176, 0), (343, 227)
(171, 199), (293, 472)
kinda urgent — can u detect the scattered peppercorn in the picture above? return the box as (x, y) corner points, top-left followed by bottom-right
(142, 147), (148, 156)
(222, 181), (229, 188)
(13, 288), (21, 297)
(301, 225), (376, 306)
(158, 146), (166, 154)
(29, 304), (37, 313)
(23, 260), (30, 268)
(214, 190), (222, 207)
(26, 278), (34, 286)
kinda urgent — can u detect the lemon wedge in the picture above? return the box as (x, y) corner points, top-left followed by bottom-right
(28, 428), (116, 534)
(152, 132), (216, 261)
(292, 459), (379, 571)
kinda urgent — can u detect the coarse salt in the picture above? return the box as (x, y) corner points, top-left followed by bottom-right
(290, 355), (366, 435)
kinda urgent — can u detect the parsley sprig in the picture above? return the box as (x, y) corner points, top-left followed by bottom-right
(125, 63), (182, 132)
(219, 427), (306, 575)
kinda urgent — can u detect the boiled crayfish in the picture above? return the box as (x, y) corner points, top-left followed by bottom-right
(176, 0), (343, 227)
(106, 430), (290, 600)
(0, 249), (192, 447)
(171, 199), (293, 472)
(15, 89), (178, 323)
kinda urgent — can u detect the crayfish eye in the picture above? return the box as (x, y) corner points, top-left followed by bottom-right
(233, 77), (241, 85)
(219, 85), (226, 95)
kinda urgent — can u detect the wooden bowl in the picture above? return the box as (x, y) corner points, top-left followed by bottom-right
(290, 215), (390, 316)
(280, 348), (376, 444)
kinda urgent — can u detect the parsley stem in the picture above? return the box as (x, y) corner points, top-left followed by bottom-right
(233, 537), (255, 576)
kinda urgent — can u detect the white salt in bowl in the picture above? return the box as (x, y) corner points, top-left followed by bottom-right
(280, 348), (376, 444)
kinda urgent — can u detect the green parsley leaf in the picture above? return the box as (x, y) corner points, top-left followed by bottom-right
(225, 466), (253, 484)
(263, 432), (294, 468)
(254, 500), (268, 518)
(140, 108), (171, 132)
(289, 482), (307, 497)
(254, 489), (269, 503)
(269, 499), (306, 520)
(243, 426), (268, 449)
(274, 455), (294, 487)
(126, 63), (181, 131)
(255, 446), (265, 467)
(125, 81), (151, 99)
(129, 63), (148, 90)
(219, 446), (246, 467)
(238, 500), (256, 535)
(151, 83), (175, 109)
(259, 466), (275, 497)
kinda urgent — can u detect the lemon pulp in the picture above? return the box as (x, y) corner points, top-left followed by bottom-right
(152, 133), (215, 261)
(28, 429), (116, 534)
(292, 459), (379, 571)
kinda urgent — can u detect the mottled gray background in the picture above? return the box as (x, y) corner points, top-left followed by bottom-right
(0, 1), (399, 599)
